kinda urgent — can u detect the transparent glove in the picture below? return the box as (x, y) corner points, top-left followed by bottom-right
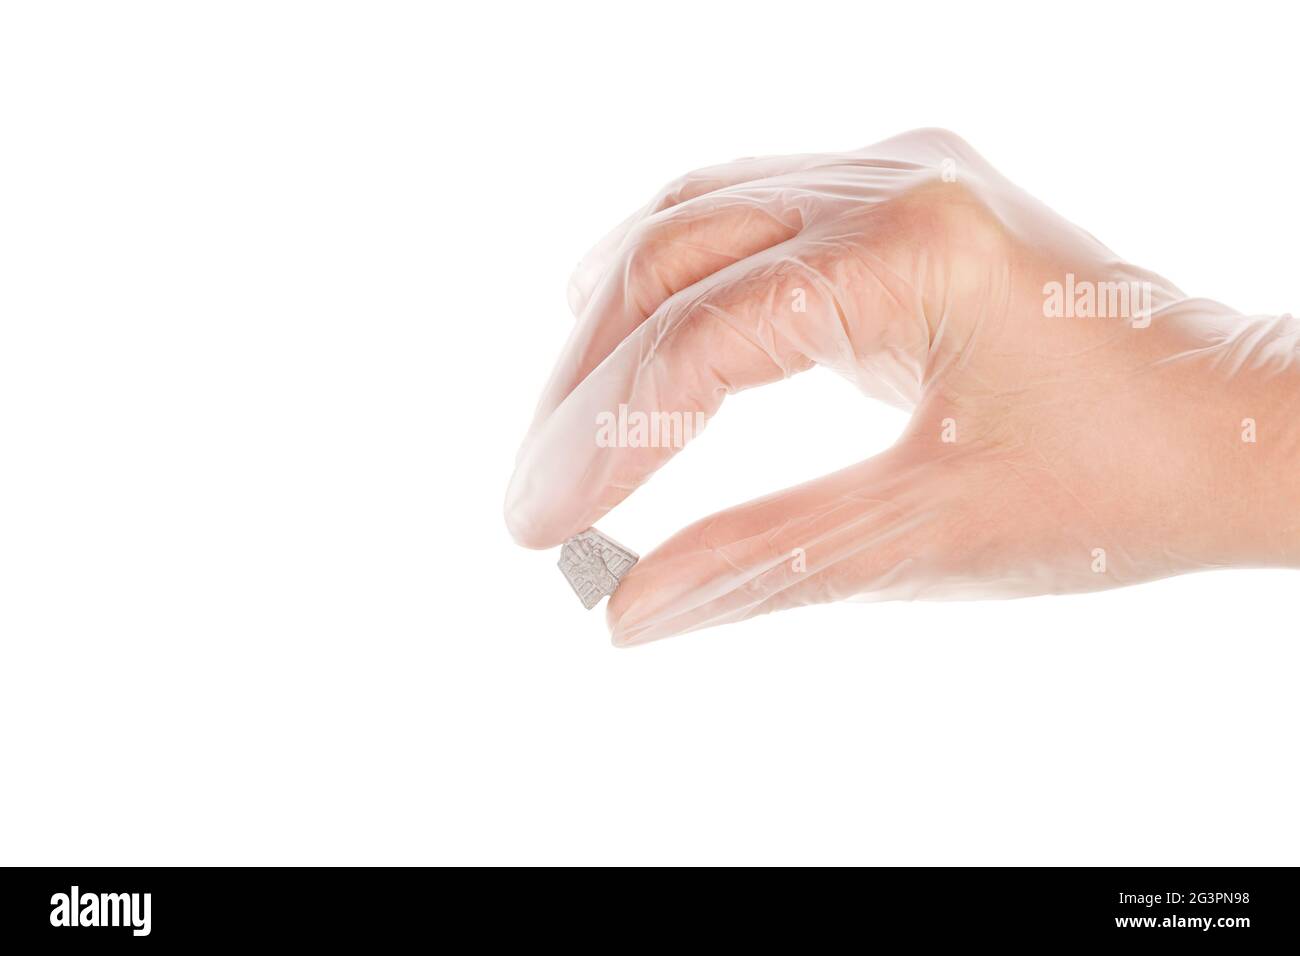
(506, 129), (1300, 645)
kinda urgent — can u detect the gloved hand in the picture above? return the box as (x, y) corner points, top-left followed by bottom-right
(506, 128), (1300, 645)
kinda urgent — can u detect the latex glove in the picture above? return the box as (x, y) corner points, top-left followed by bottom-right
(506, 129), (1300, 645)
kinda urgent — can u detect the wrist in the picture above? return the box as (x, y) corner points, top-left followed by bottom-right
(1215, 312), (1300, 566)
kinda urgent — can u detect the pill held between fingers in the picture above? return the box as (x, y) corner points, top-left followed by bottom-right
(557, 528), (639, 609)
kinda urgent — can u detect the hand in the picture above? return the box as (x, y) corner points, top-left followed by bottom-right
(506, 129), (1300, 645)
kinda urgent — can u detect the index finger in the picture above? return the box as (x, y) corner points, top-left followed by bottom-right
(507, 247), (828, 548)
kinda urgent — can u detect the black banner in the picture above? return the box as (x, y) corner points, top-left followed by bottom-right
(1, 867), (1294, 945)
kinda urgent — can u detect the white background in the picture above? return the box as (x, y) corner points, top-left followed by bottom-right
(2, 1), (1298, 865)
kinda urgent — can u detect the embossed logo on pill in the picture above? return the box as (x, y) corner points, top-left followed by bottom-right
(558, 528), (638, 610)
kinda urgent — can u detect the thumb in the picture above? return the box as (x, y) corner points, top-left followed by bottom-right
(607, 445), (966, 646)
